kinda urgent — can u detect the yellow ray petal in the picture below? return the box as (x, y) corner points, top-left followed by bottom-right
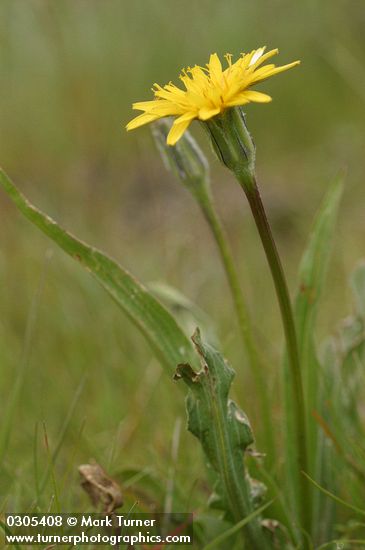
(198, 107), (221, 120)
(251, 48), (278, 68)
(247, 63), (276, 80)
(132, 100), (165, 111)
(251, 60), (300, 84)
(208, 53), (223, 84)
(154, 86), (184, 102)
(242, 90), (272, 103)
(225, 90), (271, 108)
(166, 114), (195, 145)
(225, 95), (250, 108)
(249, 47), (266, 67)
(133, 100), (185, 117)
(267, 60), (301, 76)
(126, 112), (161, 131)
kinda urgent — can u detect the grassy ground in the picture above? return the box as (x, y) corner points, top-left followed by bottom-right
(1, 1), (365, 547)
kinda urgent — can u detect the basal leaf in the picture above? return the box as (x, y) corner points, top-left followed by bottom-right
(175, 329), (272, 550)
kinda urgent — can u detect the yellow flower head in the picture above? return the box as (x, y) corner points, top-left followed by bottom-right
(126, 48), (300, 146)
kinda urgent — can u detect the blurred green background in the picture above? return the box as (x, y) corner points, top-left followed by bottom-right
(0, 0), (364, 513)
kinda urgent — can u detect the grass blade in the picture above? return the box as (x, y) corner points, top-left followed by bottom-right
(37, 375), (86, 500)
(302, 472), (365, 517)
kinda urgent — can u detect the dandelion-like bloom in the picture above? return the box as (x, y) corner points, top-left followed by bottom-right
(126, 48), (300, 145)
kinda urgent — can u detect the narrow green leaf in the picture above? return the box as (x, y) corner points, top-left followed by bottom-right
(295, 176), (343, 404)
(283, 176), (343, 537)
(0, 168), (197, 373)
(175, 329), (271, 550)
(295, 177), (343, 541)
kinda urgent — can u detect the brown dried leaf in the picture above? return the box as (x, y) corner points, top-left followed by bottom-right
(79, 461), (123, 514)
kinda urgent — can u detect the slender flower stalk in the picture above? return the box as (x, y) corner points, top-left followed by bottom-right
(244, 178), (310, 529)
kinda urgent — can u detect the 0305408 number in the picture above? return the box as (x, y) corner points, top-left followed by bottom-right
(6, 515), (63, 527)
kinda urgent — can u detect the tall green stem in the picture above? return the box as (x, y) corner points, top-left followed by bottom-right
(241, 177), (311, 534)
